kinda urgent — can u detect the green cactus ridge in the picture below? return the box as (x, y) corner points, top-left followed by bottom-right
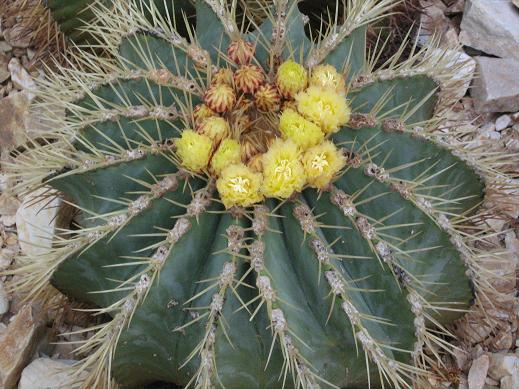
(7, 1), (510, 388)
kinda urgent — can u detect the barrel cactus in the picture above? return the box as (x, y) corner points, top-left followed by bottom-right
(6, 0), (507, 388)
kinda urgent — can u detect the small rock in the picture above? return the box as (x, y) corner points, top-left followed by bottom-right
(0, 282), (8, 315)
(0, 193), (20, 216)
(18, 358), (84, 389)
(500, 374), (519, 389)
(459, 0), (519, 60)
(468, 354), (489, 389)
(0, 41), (12, 53)
(454, 348), (469, 371)
(471, 57), (519, 113)
(489, 329), (514, 352)
(487, 353), (519, 380)
(481, 130), (501, 141)
(8, 58), (36, 99)
(495, 114), (513, 132)
(0, 91), (30, 151)
(1, 215), (16, 228)
(3, 24), (31, 48)
(0, 53), (9, 83)
(16, 187), (62, 257)
(484, 216), (506, 233)
(459, 376), (469, 389)
(0, 305), (45, 389)
(485, 377), (499, 386)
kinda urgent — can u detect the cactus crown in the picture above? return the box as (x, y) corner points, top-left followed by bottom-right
(4, 0), (513, 388)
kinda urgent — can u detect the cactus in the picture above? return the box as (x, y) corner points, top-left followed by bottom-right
(44, 0), (194, 42)
(5, 0), (513, 388)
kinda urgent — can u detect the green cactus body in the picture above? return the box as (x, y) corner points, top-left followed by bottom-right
(8, 1), (498, 388)
(45, 0), (194, 41)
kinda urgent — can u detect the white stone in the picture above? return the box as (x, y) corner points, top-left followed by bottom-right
(500, 374), (519, 389)
(468, 354), (489, 389)
(471, 57), (519, 113)
(487, 353), (519, 380)
(8, 58), (36, 99)
(496, 114), (513, 131)
(18, 358), (84, 389)
(481, 130), (501, 141)
(0, 282), (8, 315)
(460, 0), (519, 60)
(16, 187), (61, 257)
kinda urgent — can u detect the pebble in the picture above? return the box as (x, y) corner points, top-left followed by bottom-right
(0, 91), (30, 150)
(460, 0), (519, 60)
(0, 282), (8, 315)
(18, 358), (84, 389)
(495, 114), (512, 132)
(0, 305), (45, 389)
(0, 53), (9, 83)
(3, 24), (31, 49)
(468, 354), (489, 389)
(16, 187), (61, 257)
(471, 57), (519, 113)
(487, 353), (519, 380)
(500, 374), (519, 389)
(0, 41), (12, 53)
(7, 58), (36, 99)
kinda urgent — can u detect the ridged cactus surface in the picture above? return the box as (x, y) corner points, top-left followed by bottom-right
(45, 0), (193, 41)
(8, 1), (491, 388)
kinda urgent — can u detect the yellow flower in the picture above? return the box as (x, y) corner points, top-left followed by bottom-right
(197, 116), (230, 145)
(296, 86), (351, 134)
(310, 64), (346, 94)
(279, 108), (324, 150)
(302, 141), (346, 189)
(210, 139), (241, 175)
(175, 129), (213, 172)
(276, 60), (308, 98)
(217, 163), (263, 208)
(262, 139), (306, 198)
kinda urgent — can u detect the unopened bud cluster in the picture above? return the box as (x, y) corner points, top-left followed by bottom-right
(174, 39), (352, 208)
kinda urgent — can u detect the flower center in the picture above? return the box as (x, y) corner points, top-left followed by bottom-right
(311, 153), (329, 172)
(228, 176), (250, 193)
(318, 101), (334, 117)
(274, 159), (293, 179)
